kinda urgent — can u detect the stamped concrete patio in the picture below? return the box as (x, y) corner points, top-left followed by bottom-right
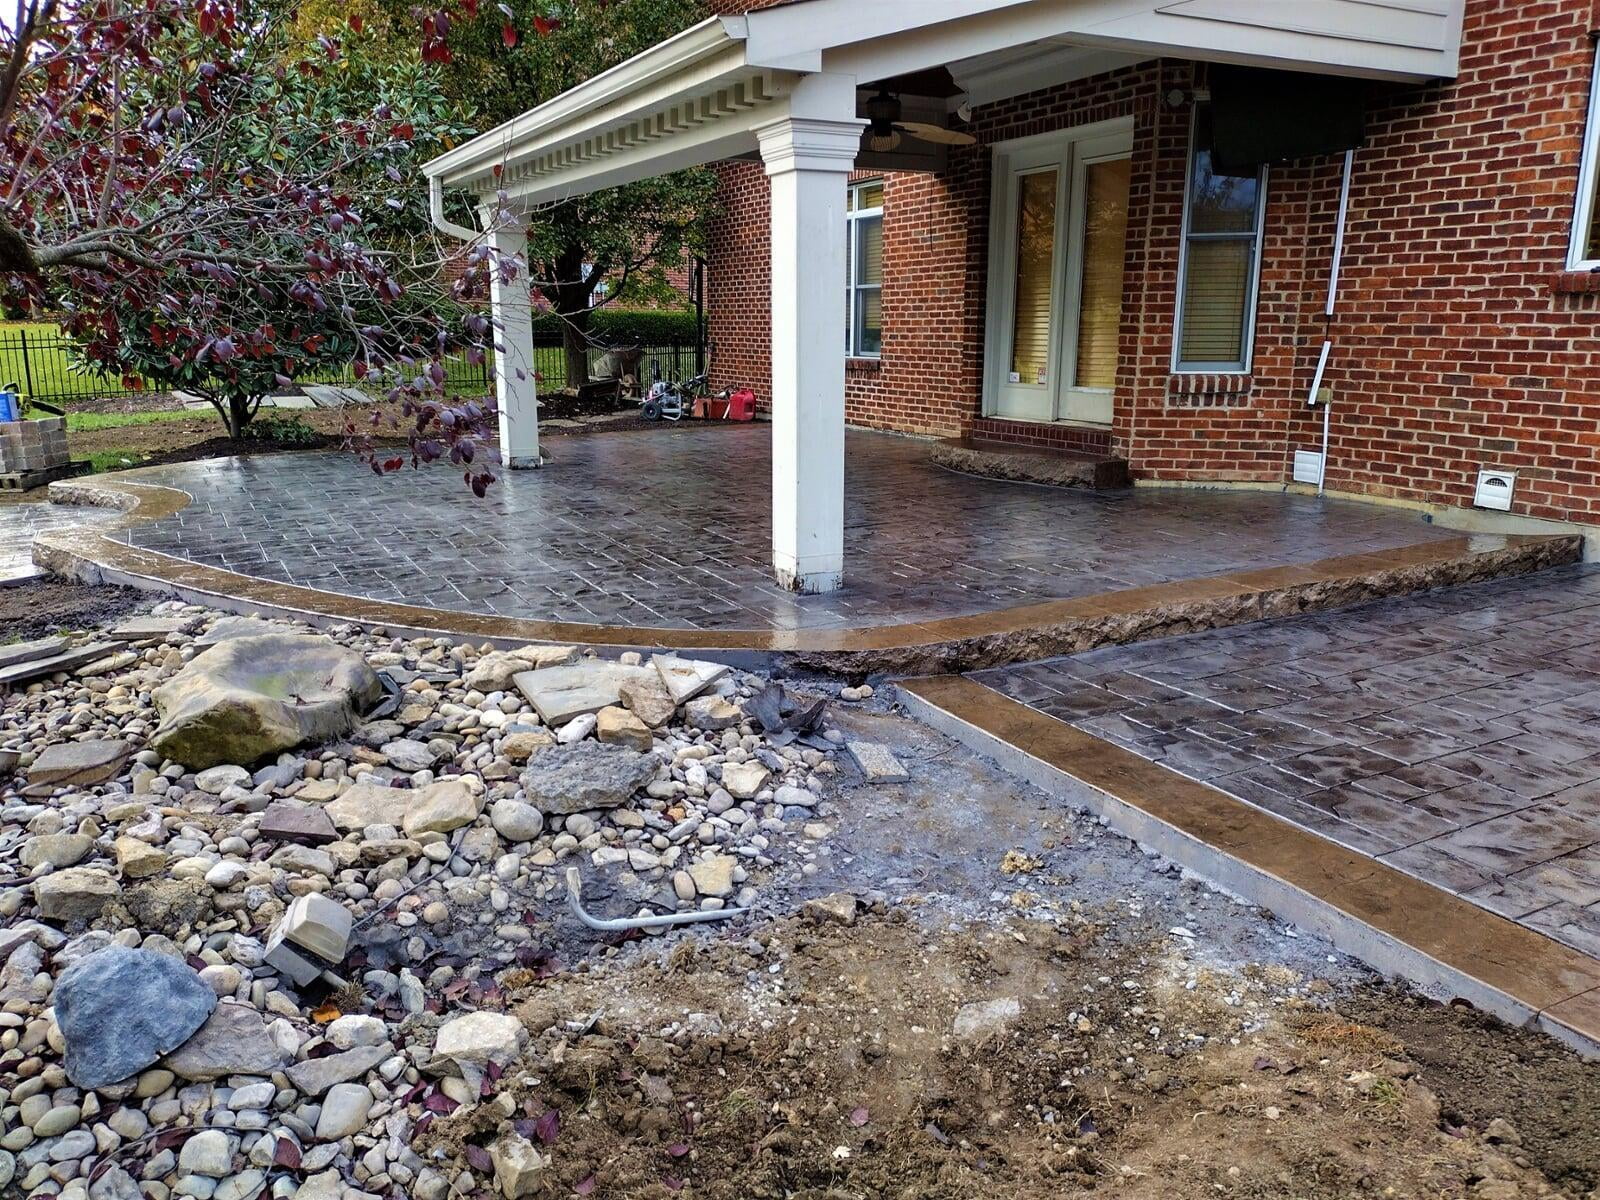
(970, 564), (1600, 958)
(105, 426), (1462, 630)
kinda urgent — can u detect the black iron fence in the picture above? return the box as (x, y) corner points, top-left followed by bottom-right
(0, 325), (703, 405)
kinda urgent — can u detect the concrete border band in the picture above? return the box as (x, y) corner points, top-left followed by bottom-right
(898, 674), (1600, 1059)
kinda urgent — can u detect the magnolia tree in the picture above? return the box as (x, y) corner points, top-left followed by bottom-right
(0, 0), (528, 493)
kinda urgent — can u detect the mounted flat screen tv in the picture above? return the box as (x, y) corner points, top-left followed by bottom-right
(1209, 65), (1366, 176)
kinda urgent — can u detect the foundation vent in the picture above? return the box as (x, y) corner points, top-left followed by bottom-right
(1474, 468), (1516, 512)
(1292, 449), (1324, 485)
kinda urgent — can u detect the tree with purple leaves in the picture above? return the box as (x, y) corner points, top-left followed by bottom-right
(0, 0), (511, 492)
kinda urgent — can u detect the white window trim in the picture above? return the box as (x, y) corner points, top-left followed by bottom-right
(1172, 105), (1268, 375)
(1569, 42), (1600, 270)
(846, 179), (883, 359)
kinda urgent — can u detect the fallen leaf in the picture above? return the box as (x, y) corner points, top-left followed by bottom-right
(272, 1137), (301, 1169)
(849, 1107), (869, 1127)
(665, 1143), (689, 1158)
(466, 1145), (493, 1172)
(535, 1108), (561, 1145)
(574, 1177), (596, 1196)
(310, 1001), (341, 1023)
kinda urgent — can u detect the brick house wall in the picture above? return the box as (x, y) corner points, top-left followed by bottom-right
(705, 0), (1600, 526)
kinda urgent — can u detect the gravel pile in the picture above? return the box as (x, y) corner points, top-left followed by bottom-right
(0, 602), (851, 1199)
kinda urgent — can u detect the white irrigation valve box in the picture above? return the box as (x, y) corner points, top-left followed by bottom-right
(1474, 468), (1516, 512)
(265, 893), (353, 985)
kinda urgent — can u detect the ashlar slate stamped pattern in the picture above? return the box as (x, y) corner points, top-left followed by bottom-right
(973, 565), (1600, 957)
(116, 426), (1452, 631)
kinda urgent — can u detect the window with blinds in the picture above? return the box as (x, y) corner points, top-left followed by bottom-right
(1010, 168), (1058, 384)
(847, 180), (883, 357)
(1075, 157), (1131, 390)
(1175, 105), (1266, 371)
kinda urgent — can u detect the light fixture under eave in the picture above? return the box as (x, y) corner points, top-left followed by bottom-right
(868, 127), (902, 153)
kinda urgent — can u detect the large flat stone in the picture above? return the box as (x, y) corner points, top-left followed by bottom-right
(27, 739), (130, 788)
(652, 655), (729, 705)
(285, 1044), (390, 1096)
(260, 800), (339, 845)
(518, 742), (658, 815)
(513, 661), (658, 726)
(54, 946), (217, 1088)
(0, 642), (124, 689)
(0, 636), (66, 669)
(163, 1002), (284, 1081)
(324, 782), (411, 831)
(108, 616), (200, 642)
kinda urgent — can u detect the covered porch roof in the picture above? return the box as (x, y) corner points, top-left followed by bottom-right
(423, 0), (1465, 211)
(423, 0), (1466, 597)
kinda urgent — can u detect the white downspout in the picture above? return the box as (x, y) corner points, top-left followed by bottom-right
(429, 175), (480, 243)
(1312, 147), (1355, 496)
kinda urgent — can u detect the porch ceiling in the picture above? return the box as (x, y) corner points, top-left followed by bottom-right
(423, 0), (1465, 214)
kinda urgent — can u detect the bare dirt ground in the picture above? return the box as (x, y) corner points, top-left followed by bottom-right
(4, 580), (1596, 1199)
(408, 703), (1600, 1200)
(0, 577), (146, 640)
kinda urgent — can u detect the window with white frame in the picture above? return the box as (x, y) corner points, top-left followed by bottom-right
(846, 180), (883, 357)
(1569, 44), (1600, 269)
(1174, 104), (1267, 372)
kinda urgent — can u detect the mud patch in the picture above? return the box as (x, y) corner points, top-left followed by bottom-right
(0, 578), (146, 641)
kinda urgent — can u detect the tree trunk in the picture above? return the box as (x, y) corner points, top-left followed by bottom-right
(213, 395), (253, 440)
(561, 307), (592, 390)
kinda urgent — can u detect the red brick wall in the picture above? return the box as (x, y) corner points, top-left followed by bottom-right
(705, 0), (1600, 525)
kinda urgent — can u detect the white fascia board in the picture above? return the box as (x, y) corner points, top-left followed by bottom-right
(423, 16), (747, 187)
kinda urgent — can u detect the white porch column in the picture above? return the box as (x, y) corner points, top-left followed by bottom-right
(486, 224), (541, 469)
(757, 89), (863, 594)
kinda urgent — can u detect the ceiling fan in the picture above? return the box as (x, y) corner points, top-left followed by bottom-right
(864, 89), (977, 152)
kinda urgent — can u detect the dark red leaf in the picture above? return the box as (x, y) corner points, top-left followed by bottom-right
(534, 1109), (560, 1145)
(665, 1143), (689, 1158)
(574, 1177), (596, 1195)
(849, 1107), (869, 1127)
(501, 21), (517, 47)
(465, 1145), (494, 1172)
(424, 1092), (460, 1115)
(273, 1137), (302, 1168)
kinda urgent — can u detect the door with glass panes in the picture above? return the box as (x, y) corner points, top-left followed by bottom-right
(986, 119), (1132, 426)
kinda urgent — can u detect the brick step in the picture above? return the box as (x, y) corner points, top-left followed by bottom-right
(930, 437), (1131, 490)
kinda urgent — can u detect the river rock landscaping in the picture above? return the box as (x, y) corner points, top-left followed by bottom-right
(1, 593), (1597, 1200)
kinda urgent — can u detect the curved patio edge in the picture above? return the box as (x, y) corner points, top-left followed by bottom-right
(33, 472), (1585, 677)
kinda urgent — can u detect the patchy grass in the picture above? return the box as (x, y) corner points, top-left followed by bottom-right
(81, 448), (153, 473)
(65, 410), (195, 432)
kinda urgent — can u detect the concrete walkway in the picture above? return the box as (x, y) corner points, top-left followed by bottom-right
(970, 565), (1600, 958)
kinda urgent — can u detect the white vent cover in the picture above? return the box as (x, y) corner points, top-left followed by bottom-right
(1474, 468), (1516, 512)
(1292, 449), (1324, 485)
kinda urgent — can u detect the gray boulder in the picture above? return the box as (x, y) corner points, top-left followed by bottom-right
(151, 634), (382, 769)
(54, 946), (217, 1088)
(518, 742), (658, 815)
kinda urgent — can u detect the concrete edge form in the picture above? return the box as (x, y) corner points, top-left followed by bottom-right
(897, 674), (1600, 1059)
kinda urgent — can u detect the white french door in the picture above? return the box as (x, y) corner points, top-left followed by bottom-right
(985, 118), (1133, 427)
